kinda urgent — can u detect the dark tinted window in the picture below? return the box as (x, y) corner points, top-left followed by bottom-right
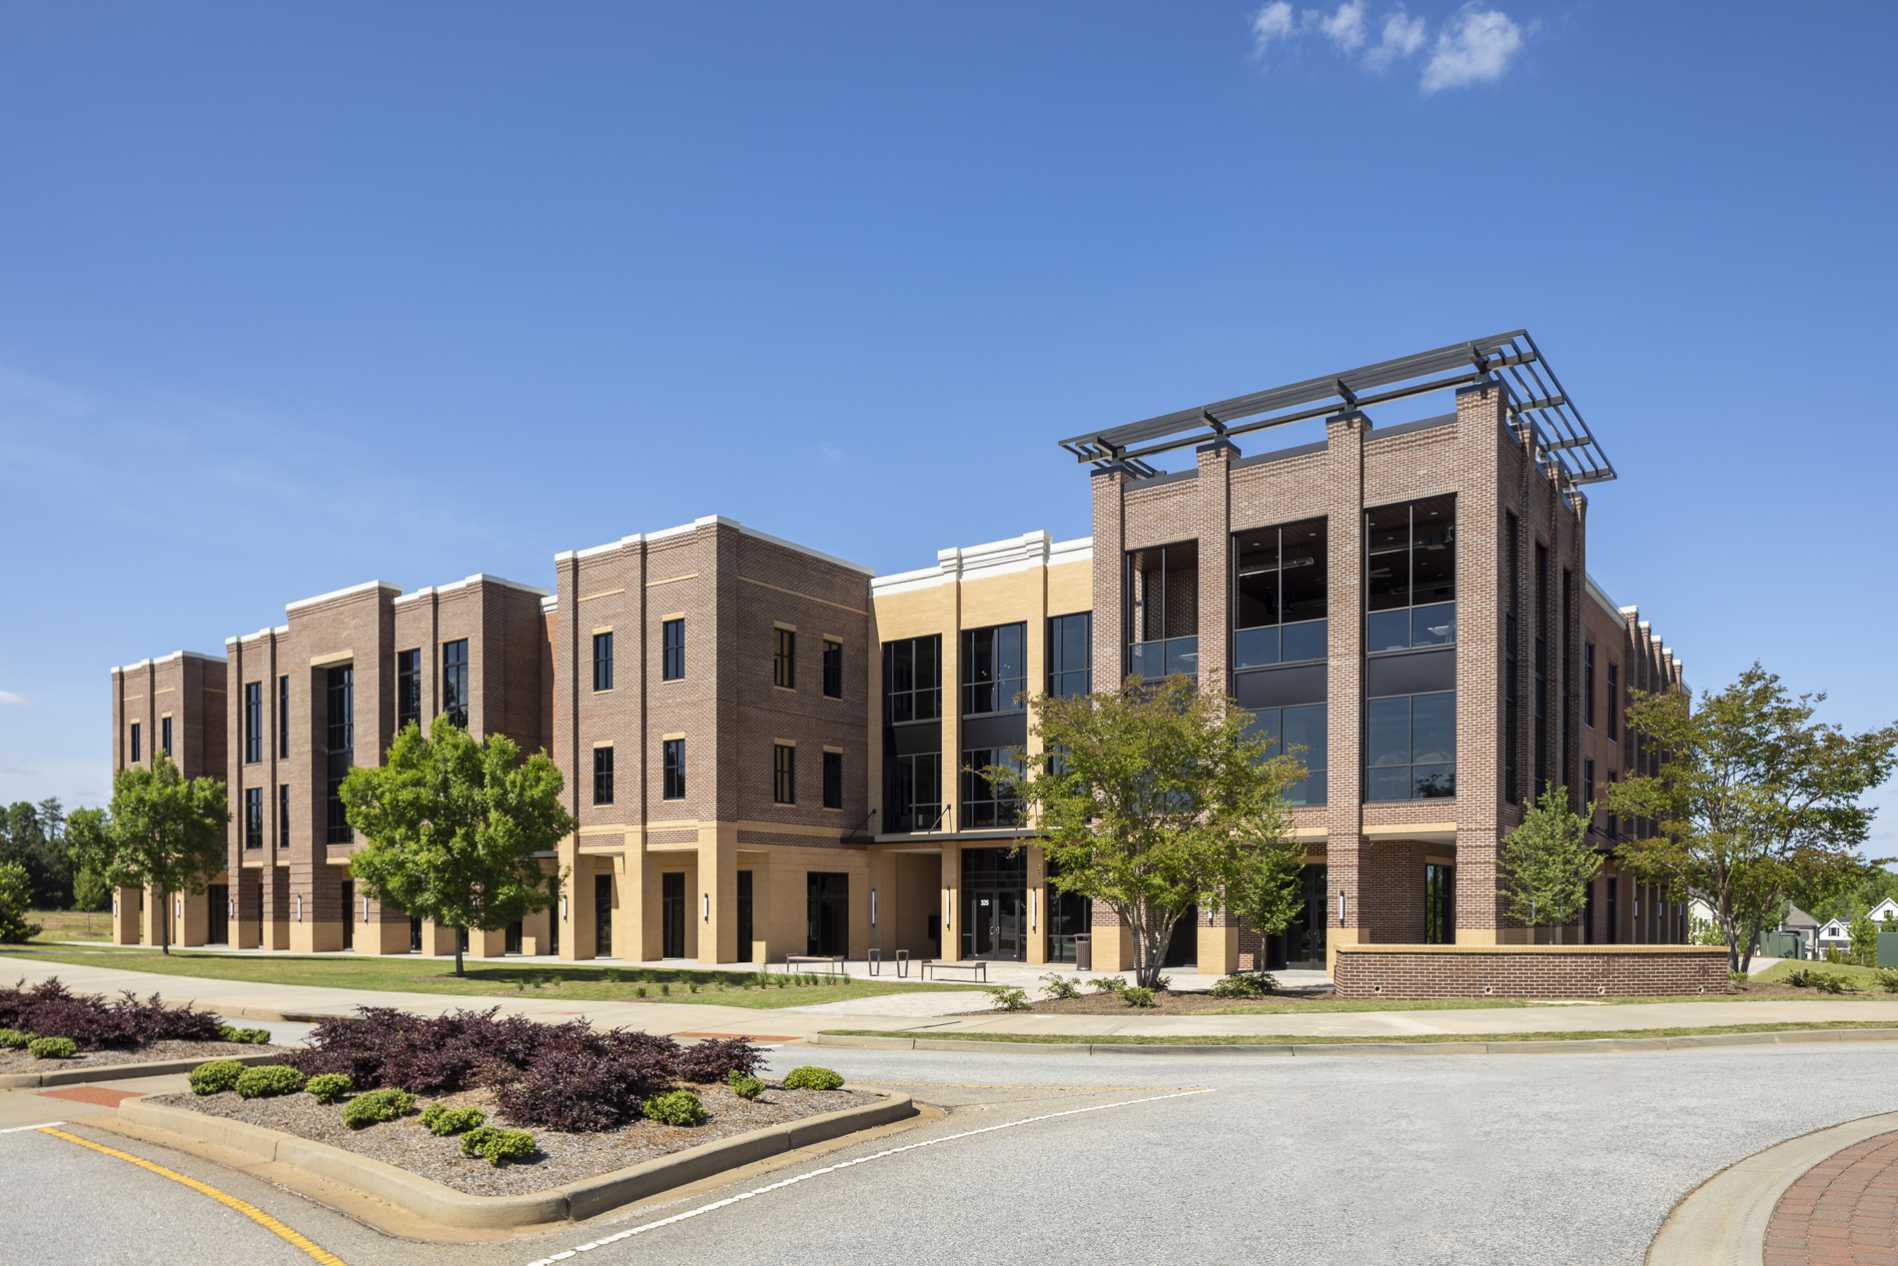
(1247, 702), (1328, 806)
(961, 623), (1026, 715)
(245, 787), (262, 849)
(244, 682), (262, 763)
(884, 635), (942, 724)
(1047, 612), (1093, 698)
(823, 638), (843, 699)
(592, 631), (614, 692)
(662, 738), (685, 800)
(1365, 495), (1456, 652)
(325, 665), (354, 843)
(442, 639), (469, 728)
(1366, 690), (1455, 801)
(960, 748), (1022, 828)
(887, 752), (941, 832)
(773, 743), (796, 804)
(774, 628), (796, 689)
(662, 618), (685, 681)
(161, 715), (173, 757)
(593, 746), (614, 805)
(396, 650), (421, 732)
(822, 749), (843, 809)
(278, 675), (290, 757)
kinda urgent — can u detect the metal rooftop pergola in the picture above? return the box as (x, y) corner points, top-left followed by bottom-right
(1058, 330), (1616, 485)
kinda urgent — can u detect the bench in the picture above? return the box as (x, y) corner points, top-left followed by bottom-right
(781, 955), (846, 977)
(920, 959), (988, 983)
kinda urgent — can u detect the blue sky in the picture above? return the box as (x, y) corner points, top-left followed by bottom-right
(1, 2), (1893, 848)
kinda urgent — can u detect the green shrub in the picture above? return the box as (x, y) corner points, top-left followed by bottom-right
(727, 1071), (764, 1100)
(304, 1073), (354, 1105)
(28, 1036), (77, 1060)
(643, 1088), (708, 1126)
(1825, 947), (1846, 964)
(188, 1059), (246, 1095)
(1151, 975), (1171, 993)
(217, 1023), (272, 1045)
(342, 1087), (419, 1129)
(1120, 986), (1156, 1009)
(0, 1027), (31, 1049)
(460, 1125), (537, 1167)
(420, 1104), (486, 1136)
(1038, 974), (1083, 1001)
(1088, 977), (1125, 994)
(1209, 973), (1277, 999)
(235, 1064), (305, 1098)
(1876, 969), (1898, 994)
(986, 986), (1030, 1012)
(1789, 967), (1853, 994)
(781, 1065), (845, 1091)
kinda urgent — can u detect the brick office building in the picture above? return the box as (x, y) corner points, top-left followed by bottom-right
(108, 331), (1693, 982)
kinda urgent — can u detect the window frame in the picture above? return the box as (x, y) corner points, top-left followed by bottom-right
(592, 745), (614, 806)
(278, 783), (289, 849)
(161, 714), (173, 758)
(395, 649), (421, 733)
(1364, 494), (1457, 655)
(325, 665), (354, 845)
(1046, 612), (1093, 698)
(1231, 517), (1329, 670)
(130, 721), (140, 763)
(662, 737), (686, 801)
(822, 749), (843, 810)
(441, 638), (469, 729)
(1365, 689), (1457, 802)
(245, 787), (263, 850)
(960, 622), (1027, 717)
(278, 674), (290, 758)
(883, 634), (942, 724)
(773, 627), (796, 690)
(822, 637), (843, 699)
(592, 631), (614, 693)
(959, 747), (1023, 828)
(772, 742), (797, 805)
(661, 618), (685, 681)
(244, 681), (262, 764)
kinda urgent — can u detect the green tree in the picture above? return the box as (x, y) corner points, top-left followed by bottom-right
(1849, 913), (1879, 967)
(1605, 664), (1898, 973)
(340, 717), (572, 977)
(982, 675), (1306, 989)
(1499, 786), (1601, 943)
(0, 798), (75, 909)
(64, 753), (228, 955)
(66, 807), (113, 911)
(0, 859), (40, 943)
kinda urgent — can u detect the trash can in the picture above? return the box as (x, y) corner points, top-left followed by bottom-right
(1073, 934), (1092, 972)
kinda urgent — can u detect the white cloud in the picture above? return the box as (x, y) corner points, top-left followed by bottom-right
(0, 691), (23, 706)
(1421, 5), (1525, 93)
(1366, 8), (1428, 69)
(1251, 1), (1298, 57)
(1317, 1), (1369, 52)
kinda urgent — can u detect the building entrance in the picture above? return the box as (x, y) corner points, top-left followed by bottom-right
(960, 846), (1027, 960)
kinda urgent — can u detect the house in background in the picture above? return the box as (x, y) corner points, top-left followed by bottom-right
(1777, 904), (1820, 959)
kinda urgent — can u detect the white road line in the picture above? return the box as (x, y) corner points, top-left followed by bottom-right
(521, 1088), (1214, 1265)
(0, 1121), (66, 1134)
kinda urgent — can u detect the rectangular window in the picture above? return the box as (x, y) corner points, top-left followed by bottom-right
(1424, 863), (1455, 944)
(1606, 772), (1618, 840)
(1607, 661), (1620, 740)
(129, 722), (140, 763)
(822, 750), (843, 810)
(662, 618), (685, 681)
(883, 635), (942, 723)
(1583, 757), (1596, 816)
(278, 784), (289, 849)
(244, 681), (262, 763)
(396, 650), (421, 733)
(1124, 540), (1199, 681)
(278, 674), (290, 758)
(773, 628), (796, 689)
(441, 639), (469, 728)
(1366, 495), (1456, 653)
(1533, 542), (1549, 793)
(1561, 568), (1575, 804)
(1231, 517), (1328, 669)
(822, 638), (843, 699)
(592, 631), (614, 692)
(325, 665), (354, 843)
(593, 746), (614, 806)
(161, 715), (173, 757)
(886, 752), (942, 833)
(662, 738), (686, 800)
(1584, 640), (1596, 728)
(1047, 612), (1094, 698)
(245, 787), (262, 850)
(1246, 702), (1329, 806)
(773, 742), (796, 805)
(1503, 511), (1521, 804)
(961, 623), (1026, 716)
(960, 748), (1023, 828)
(1366, 690), (1456, 801)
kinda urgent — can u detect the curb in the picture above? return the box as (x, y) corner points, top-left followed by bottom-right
(1647, 1110), (1898, 1264)
(0, 1049), (285, 1089)
(117, 1089), (915, 1229)
(810, 1026), (1898, 1058)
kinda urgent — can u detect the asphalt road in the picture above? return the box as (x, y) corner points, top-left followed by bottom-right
(6, 1040), (1896, 1266)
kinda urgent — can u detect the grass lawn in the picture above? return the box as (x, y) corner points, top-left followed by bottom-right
(0, 944), (984, 1010)
(1754, 960), (1897, 992)
(821, 1020), (1898, 1047)
(27, 909), (113, 943)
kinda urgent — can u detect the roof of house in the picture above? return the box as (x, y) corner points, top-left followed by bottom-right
(1781, 904), (1820, 930)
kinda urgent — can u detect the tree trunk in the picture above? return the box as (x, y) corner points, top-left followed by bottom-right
(454, 931), (465, 978)
(161, 890), (171, 957)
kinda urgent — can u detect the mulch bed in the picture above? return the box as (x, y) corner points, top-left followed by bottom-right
(155, 1081), (874, 1197)
(0, 1039), (283, 1074)
(1025, 990), (1331, 1014)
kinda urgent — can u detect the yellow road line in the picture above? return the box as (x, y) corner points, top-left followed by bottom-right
(39, 1126), (347, 1266)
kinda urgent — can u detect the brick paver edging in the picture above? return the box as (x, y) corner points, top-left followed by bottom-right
(1763, 1131), (1898, 1265)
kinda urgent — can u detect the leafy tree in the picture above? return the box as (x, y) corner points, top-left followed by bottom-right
(0, 798), (75, 909)
(982, 675), (1305, 989)
(340, 717), (572, 977)
(1605, 664), (1898, 973)
(1849, 913), (1880, 967)
(0, 860), (39, 943)
(1499, 786), (1601, 943)
(64, 754), (229, 955)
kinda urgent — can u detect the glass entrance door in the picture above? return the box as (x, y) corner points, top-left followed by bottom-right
(207, 884), (228, 946)
(661, 872), (686, 957)
(807, 872), (849, 955)
(962, 890), (1023, 959)
(594, 873), (613, 957)
(340, 881), (354, 950)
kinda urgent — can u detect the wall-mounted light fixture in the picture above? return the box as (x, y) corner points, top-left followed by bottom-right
(361, 895), (369, 923)
(293, 894), (303, 923)
(560, 894), (569, 922)
(1028, 890), (1036, 932)
(870, 888), (878, 928)
(112, 894), (120, 917)
(1337, 891), (1347, 928)
(228, 896), (237, 920)
(175, 895), (183, 923)
(702, 893), (710, 922)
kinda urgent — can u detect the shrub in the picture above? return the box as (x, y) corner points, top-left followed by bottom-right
(235, 1065), (305, 1099)
(986, 986), (1030, 1012)
(1088, 977), (1125, 995)
(0, 860), (40, 943)
(420, 1104), (486, 1136)
(218, 1024), (272, 1045)
(1120, 986), (1156, 1009)
(673, 1036), (763, 1084)
(460, 1125), (537, 1167)
(0, 1027), (30, 1049)
(1876, 969), (1898, 994)
(342, 1088), (418, 1129)
(1787, 967), (1853, 994)
(28, 1036), (77, 1060)
(781, 1065), (844, 1091)
(0, 978), (222, 1051)
(727, 1071), (764, 1100)
(1038, 974), (1082, 1001)
(188, 1059), (245, 1095)
(643, 1088), (708, 1126)
(1151, 975), (1171, 993)
(1209, 972), (1277, 999)
(305, 1073), (354, 1105)
(494, 1036), (679, 1133)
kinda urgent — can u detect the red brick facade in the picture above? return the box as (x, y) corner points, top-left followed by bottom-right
(1333, 945), (1728, 998)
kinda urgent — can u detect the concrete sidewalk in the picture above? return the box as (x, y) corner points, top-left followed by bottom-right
(9, 953), (1898, 1044)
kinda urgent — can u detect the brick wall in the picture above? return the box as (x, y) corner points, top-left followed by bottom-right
(1333, 945), (1728, 998)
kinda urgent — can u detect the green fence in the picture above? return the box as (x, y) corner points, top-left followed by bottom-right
(1758, 930), (1802, 960)
(1877, 931), (1898, 968)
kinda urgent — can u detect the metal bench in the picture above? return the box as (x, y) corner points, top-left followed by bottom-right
(919, 959), (988, 982)
(781, 954), (846, 977)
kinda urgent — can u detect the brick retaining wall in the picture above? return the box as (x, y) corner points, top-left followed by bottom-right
(1332, 945), (1730, 999)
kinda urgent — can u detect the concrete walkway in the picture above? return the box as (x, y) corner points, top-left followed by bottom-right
(11, 952), (1898, 1044)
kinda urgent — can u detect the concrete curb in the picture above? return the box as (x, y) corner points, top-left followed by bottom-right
(1647, 1111), (1898, 1265)
(811, 1026), (1898, 1058)
(0, 1048), (284, 1089)
(118, 1089), (915, 1229)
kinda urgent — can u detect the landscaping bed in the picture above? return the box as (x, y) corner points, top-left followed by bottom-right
(0, 976), (273, 1072)
(154, 1078), (873, 1197)
(0, 1037), (279, 1074)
